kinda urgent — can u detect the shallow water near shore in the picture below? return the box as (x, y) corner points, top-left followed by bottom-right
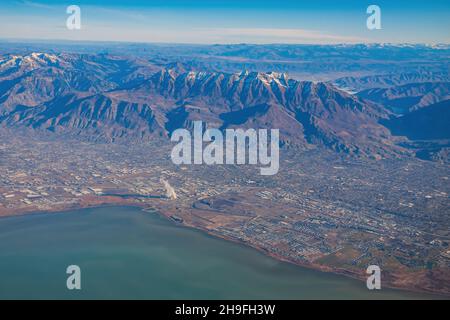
(0, 206), (440, 299)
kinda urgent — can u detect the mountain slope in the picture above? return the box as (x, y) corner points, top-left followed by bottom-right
(1, 92), (167, 142)
(0, 53), (404, 157)
(357, 82), (450, 114)
(0, 53), (158, 115)
(135, 69), (397, 155)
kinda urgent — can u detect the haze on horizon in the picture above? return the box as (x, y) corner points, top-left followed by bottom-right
(0, 0), (449, 45)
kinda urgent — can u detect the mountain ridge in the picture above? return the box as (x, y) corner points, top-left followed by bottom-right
(0, 53), (407, 158)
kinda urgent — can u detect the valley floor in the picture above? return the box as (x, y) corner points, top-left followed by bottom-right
(0, 130), (449, 296)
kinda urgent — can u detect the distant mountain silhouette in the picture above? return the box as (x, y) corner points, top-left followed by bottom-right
(333, 72), (450, 92)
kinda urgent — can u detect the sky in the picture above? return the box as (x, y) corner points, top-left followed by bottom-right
(0, 0), (449, 44)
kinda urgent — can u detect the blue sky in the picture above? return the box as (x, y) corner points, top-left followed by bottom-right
(0, 0), (449, 44)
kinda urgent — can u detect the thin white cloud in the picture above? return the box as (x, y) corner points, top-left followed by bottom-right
(200, 28), (367, 44)
(17, 0), (54, 10)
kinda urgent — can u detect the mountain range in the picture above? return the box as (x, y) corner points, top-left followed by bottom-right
(0, 51), (448, 161)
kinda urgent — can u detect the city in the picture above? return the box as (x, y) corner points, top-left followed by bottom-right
(1, 129), (448, 295)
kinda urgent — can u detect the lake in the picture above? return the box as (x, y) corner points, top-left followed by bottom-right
(0, 206), (438, 299)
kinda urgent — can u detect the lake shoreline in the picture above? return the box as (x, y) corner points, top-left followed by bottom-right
(0, 201), (448, 299)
